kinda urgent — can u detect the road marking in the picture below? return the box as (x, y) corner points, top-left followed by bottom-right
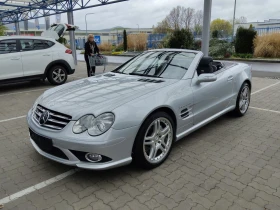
(0, 169), (79, 205)
(252, 81), (280, 95)
(0, 115), (26, 123)
(250, 106), (280, 114)
(0, 88), (48, 97)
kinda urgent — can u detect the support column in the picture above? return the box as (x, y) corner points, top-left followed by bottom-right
(67, 11), (77, 65)
(15, 22), (20, 35)
(201, 0), (212, 57)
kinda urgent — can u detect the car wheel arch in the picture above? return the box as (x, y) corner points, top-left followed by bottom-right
(44, 60), (71, 76)
(137, 106), (178, 135)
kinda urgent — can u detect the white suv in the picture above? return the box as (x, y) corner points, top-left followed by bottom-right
(0, 23), (76, 85)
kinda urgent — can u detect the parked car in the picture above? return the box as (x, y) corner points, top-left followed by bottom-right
(27, 49), (252, 170)
(0, 23), (76, 85)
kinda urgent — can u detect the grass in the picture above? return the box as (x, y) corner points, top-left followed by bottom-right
(254, 33), (280, 58)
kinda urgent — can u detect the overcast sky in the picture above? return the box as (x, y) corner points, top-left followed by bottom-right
(42, 0), (280, 30)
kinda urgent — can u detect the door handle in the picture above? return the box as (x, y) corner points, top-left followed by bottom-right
(227, 76), (233, 81)
(11, 57), (20, 60)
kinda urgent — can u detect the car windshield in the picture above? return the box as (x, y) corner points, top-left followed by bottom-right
(113, 51), (196, 79)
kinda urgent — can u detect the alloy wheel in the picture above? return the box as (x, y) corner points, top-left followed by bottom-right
(239, 85), (250, 114)
(143, 117), (173, 164)
(52, 68), (66, 83)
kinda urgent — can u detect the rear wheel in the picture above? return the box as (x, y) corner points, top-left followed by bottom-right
(47, 65), (68, 85)
(132, 112), (175, 169)
(232, 82), (250, 117)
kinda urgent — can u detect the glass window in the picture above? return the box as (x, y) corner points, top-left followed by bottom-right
(20, 40), (34, 51)
(113, 51), (196, 79)
(33, 40), (47, 50)
(0, 40), (17, 54)
(20, 39), (52, 51)
(46, 41), (55, 47)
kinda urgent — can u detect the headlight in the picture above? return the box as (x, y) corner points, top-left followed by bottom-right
(73, 113), (115, 136)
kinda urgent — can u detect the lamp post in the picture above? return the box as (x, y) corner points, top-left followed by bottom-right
(232, 0), (237, 40)
(85, 13), (95, 37)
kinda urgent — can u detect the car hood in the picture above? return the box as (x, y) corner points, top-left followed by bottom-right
(39, 74), (177, 120)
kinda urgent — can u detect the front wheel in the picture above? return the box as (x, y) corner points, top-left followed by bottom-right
(132, 112), (175, 169)
(47, 66), (68, 85)
(232, 82), (251, 117)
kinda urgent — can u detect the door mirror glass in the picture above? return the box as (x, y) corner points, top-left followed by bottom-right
(197, 73), (217, 83)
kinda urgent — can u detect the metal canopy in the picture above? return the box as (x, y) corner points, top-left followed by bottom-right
(0, 0), (128, 24)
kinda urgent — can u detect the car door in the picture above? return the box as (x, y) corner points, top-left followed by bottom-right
(20, 39), (53, 76)
(191, 69), (234, 125)
(0, 39), (23, 80)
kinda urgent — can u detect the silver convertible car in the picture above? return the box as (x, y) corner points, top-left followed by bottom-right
(27, 49), (252, 170)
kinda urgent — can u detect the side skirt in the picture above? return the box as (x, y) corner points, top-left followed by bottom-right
(176, 106), (235, 141)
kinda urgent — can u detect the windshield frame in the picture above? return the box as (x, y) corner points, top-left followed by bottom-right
(112, 50), (197, 79)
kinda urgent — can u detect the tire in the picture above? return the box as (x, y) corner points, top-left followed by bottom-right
(47, 65), (68, 85)
(232, 82), (251, 117)
(132, 112), (175, 169)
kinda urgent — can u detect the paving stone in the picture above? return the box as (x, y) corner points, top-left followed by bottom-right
(173, 198), (195, 210)
(55, 200), (74, 210)
(210, 198), (232, 210)
(126, 199), (149, 210)
(205, 188), (225, 203)
(91, 200), (111, 210)
(188, 193), (214, 209)
(108, 194), (133, 209)
(258, 168), (274, 180)
(73, 195), (97, 210)
(239, 186), (259, 201)
(154, 193), (178, 209)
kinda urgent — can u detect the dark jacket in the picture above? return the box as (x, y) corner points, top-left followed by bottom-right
(84, 41), (99, 57)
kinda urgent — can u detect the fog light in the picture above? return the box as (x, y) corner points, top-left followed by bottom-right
(85, 153), (102, 163)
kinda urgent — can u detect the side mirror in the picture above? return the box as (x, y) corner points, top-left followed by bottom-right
(197, 73), (217, 83)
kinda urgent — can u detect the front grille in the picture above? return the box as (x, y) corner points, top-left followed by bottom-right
(29, 129), (68, 160)
(33, 104), (72, 130)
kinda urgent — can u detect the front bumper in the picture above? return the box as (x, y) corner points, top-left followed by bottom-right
(27, 109), (139, 170)
(68, 68), (75, 75)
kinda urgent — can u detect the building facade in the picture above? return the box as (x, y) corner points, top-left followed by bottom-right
(235, 19), (280, 35)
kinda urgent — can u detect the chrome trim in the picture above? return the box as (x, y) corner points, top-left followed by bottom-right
(33, 104), (72, 131)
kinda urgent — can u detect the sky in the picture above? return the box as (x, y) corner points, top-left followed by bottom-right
(38, 0), (280, 30)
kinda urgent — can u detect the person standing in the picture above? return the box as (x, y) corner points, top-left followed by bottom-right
(84, 34), (99, 77)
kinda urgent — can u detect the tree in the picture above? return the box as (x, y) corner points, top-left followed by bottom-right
(212, 30), (219, 38)
(182, 7), (195, 30)
(235, 27), (256, 54)
(0, 24), (7, 36)
(193, 10), (203, 35)
(154, 6), (196, 33)
(210, 19), (232, 37)
(154, 19), (171, 34)
(235, 16), (247, 24)
(166, 29), (194, 49)
(123, 30), (127, 51)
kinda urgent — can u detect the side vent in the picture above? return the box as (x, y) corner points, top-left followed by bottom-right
(138, 79), (164, 83)
(103, 73), (115, 77)
(180, 108), (189, 119)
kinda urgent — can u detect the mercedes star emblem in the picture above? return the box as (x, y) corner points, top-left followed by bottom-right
(39, 111), (50, 125)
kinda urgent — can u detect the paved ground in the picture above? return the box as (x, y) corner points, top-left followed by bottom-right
(0, 62), (280, 210)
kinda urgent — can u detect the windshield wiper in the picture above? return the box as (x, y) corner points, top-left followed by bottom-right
(129, 73), (162, 78)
